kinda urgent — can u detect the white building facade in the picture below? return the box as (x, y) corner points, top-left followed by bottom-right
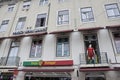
(0, 0), (120, 80)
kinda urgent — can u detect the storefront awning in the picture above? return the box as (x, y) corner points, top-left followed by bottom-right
(49, 29), (73, 34)
(78, 27), (104, 31)
(25, 72), (71, 77)
(20, 68), (74, 72)
(80, 67), (113, 72)
(106, 25), (120, 29)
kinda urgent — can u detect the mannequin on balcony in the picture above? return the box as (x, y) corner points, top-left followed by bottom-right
(87, 44), (96, 64)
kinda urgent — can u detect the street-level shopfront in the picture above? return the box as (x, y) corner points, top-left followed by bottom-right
(0, 69), (14, 80)
(79, 67), (115, 80)
(19, 60), (74, 80)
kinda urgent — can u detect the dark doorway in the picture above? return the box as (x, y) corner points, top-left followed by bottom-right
(83, 34), (100, 64)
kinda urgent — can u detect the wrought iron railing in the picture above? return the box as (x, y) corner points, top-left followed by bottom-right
(0, 56), (20, 66)
(80, 52), (108, 64)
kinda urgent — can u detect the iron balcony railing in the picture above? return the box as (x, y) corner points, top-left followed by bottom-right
(0, 56), (20, 66)
(80, 52), (108, 64)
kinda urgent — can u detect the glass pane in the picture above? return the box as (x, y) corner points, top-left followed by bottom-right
(9, 47), (18, 57)
(30, 40), (42, 58)
(57, 43), (62, 56)
(16, 22), (24, 30)
(0, 25), (7, 32)
(64, 43), (69, 56)
(114, 9), (120, 16)
(115, 40), (120, 53)
(107, 10), (115, 17)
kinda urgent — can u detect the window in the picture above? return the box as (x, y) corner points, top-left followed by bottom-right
(105, 3), (120, 18)
(81, 7), (94, 22)
(8, 4), (14, 12)
(58, 10), (69, 25)
(30, 40), (42, 58)
(35, 13), (47, 27)
(113, 32), (120, 54)
(58, 0), (69, 3)
(9, 41), (20, 57)
(56, 37), (70, 57)
(23, 0), (31, 10)
(0, 20), (9, 32)
(6, 41), (20, 66)
(39, 0), (48, 6)
(16, 17), (26, 30)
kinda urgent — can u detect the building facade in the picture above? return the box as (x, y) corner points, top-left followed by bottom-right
(0, 0), (120, 80)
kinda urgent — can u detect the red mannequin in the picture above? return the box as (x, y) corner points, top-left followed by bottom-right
(87, 44), (95, 60)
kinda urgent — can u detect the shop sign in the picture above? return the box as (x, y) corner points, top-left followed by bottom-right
(42, 60), (73, 66)
(23, 60), (43, 67)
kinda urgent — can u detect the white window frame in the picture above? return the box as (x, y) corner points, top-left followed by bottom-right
(8, 41), (20, 57)
(39, 0), (48, 6)
(105, 3), (120, 18)
(23, 1), (31, 10)
(56, 37), (70, 57)
(0, 20), (9, 32)
(57, 10), (69, 25)
(35, 13), (47, 28)
(80, 7), (94, 22)
(8, 4), (14, 12)
(15, 17), (26, 30)
(29, 40), (42, 58)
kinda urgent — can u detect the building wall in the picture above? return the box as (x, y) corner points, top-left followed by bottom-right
(0, 0), (120, 80)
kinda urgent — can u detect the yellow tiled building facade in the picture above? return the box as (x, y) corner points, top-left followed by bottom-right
(0, 0), (120, 80)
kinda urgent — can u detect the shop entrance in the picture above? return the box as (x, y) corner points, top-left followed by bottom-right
(25, 72), (71, 80)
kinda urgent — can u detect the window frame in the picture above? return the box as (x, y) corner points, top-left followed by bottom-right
(8, 4), (15, 12)
(113, 32), (120, 54)
(105, 3), (120, 18)
(56, 37), (70, 57)
(0, 20), (9, 32)
(80, 7), (94, 22)
(35, 13), (47, 28)
(57, 10), (69, 25)
(29, 39), (43, 58)
(22, 0), (31, 10)
(15, 17), (26, 30)
(8, 41), (20, 57)
(39, 0), (48, 6)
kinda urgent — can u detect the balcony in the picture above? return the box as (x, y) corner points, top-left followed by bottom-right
(79, 52), (109, 67)
(0, 56), (20, 67)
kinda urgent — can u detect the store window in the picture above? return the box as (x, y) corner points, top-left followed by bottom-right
(105, 3), (120, 18)
(35, 13), (47, 27)
(16, 17), (26, 30)
(29, 40), (42, 58)
(6, 41), (20, 66)
(0, 20), (9, 32)
(56, 37), (70, 57)
(39, 0), (48, 6)
(81, 7), (94, 22)
(23, 0), (31, 10)
(113, 32), (120, 54)
(8, 4), (14, 12)
(57, 10), (69, 25)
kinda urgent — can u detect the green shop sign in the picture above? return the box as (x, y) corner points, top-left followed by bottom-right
(23, 60), (43, 67)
